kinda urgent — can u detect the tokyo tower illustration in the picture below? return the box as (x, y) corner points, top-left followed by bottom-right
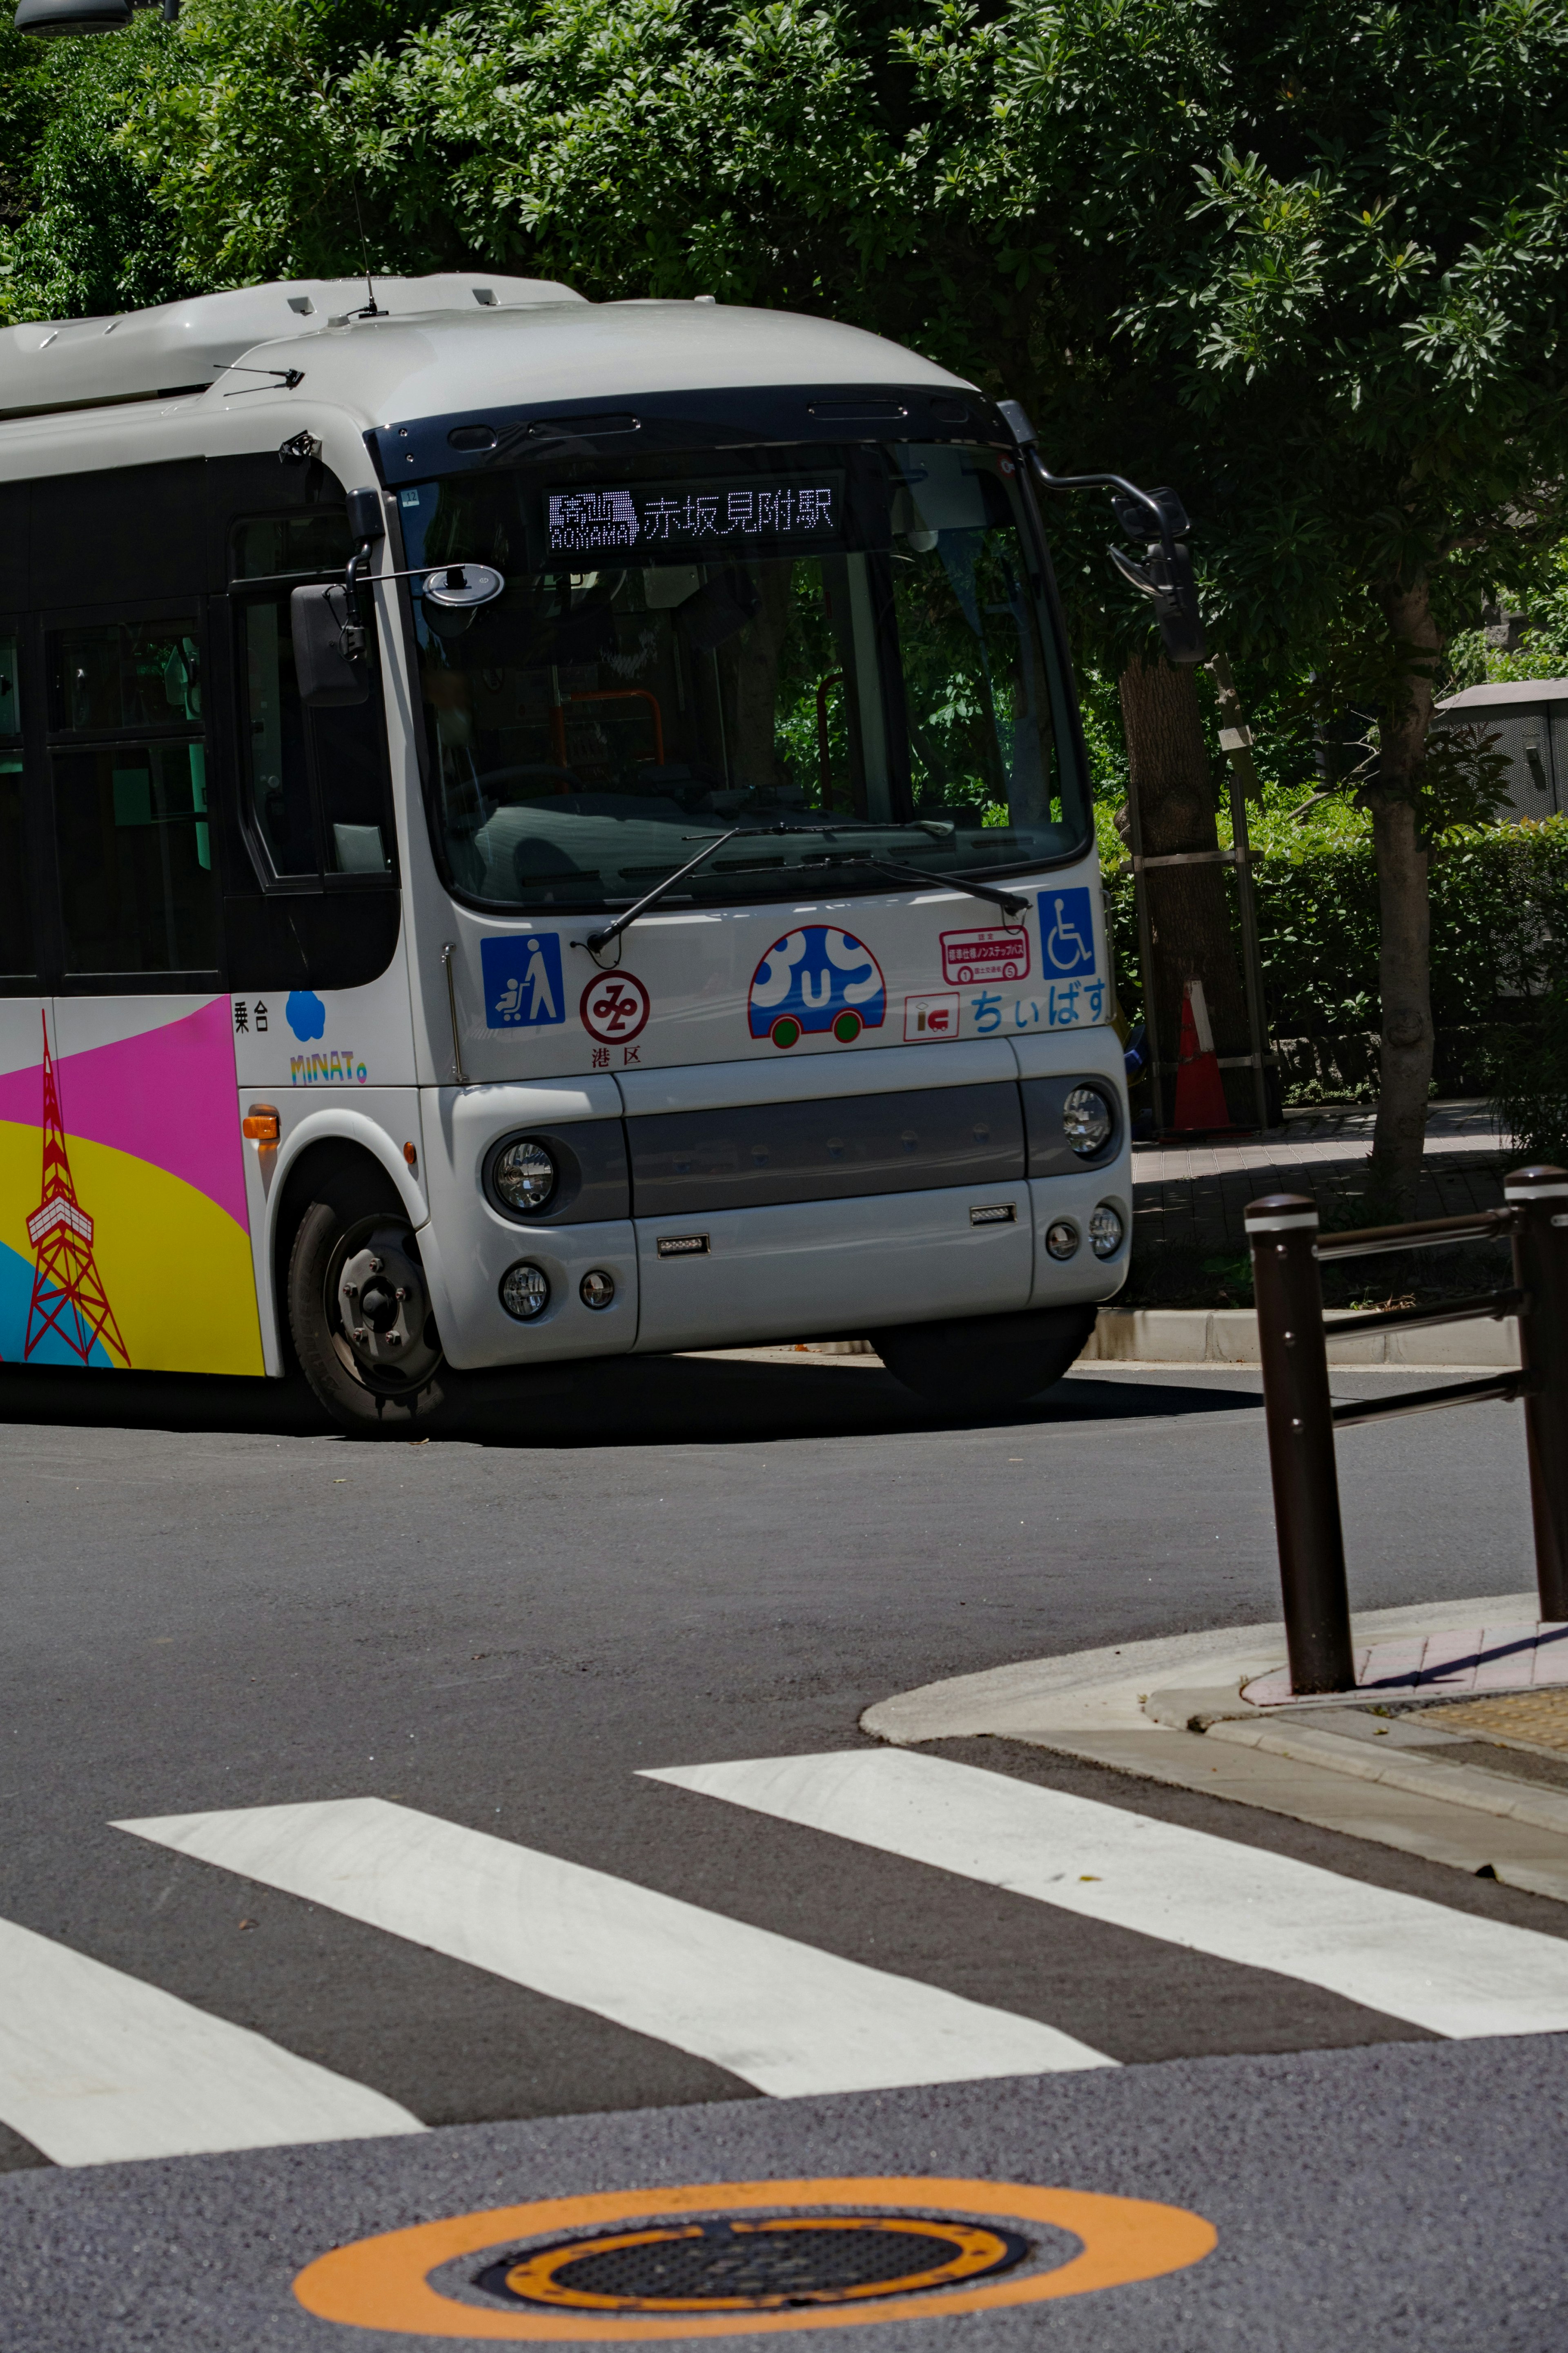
(24, 1011), (130, 1369)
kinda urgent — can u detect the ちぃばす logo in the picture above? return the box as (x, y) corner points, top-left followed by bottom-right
(748, 927), (886, 1048)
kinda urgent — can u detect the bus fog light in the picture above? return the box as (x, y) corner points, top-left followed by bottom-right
(500, 1262), (550, 1320)
(1089, 1203), (1125, 1258)
(580, 1269), (615, 1310)
(494, 1137), (557, 1213)
(1063, 1084), (1113, 1155)
(1045, 1220), (1080, 1261)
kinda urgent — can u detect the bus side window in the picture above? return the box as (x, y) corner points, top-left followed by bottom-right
(46, 614), (218, 979)
(0, 623), (32, 977)
(241, 596), (314, 875)
(237, 589), (394, 884)
(317, 702), (392, 874)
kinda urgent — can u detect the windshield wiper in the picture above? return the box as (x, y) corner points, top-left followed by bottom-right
(576, 824), (1027, 960)
(576, 828), (741, 958)
(577, 823), (841, 957)
(852, 859), (1029, 918)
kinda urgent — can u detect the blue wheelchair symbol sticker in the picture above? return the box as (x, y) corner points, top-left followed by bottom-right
(481, 933), (566, 1028)
(748, 926), (886, 1048)
(1039, 888), (1096, 977)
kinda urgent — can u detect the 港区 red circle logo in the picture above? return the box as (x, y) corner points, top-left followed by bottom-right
(579, 971), (651, 1044)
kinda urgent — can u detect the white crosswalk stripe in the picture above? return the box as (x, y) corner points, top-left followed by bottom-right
(643, 1748), (1568, 2041)
(0, 1914), (423, 2166)
(114, 1796), (1114, 2097)
(20, 1735), (1564, 2172)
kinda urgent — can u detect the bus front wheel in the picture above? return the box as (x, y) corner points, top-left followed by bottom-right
(287, 1170), (448, 1434)
(873, 1303), (1098, 1412)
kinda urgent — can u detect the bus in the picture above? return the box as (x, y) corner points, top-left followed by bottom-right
(0, 272), (1133, 1432)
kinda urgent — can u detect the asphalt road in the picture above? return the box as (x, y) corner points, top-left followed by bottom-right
(0, 1350), (1560, 2349)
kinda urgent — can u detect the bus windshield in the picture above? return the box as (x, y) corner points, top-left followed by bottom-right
(398, 439), (1090, 913)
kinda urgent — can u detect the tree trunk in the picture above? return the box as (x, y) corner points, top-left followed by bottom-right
(1118, 655), (1252, 1126)
(1368, 578), (1441, 1218)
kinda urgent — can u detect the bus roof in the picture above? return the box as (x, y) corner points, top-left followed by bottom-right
(0, 274), (970, 431)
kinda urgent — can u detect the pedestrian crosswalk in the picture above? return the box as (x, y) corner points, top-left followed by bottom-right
(114, 1796), (1114, 2097)
(4, 1744), (1567, 2169)
(645, 1750), (1568, 2041)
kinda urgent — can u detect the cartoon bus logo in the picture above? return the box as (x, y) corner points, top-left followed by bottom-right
(748, 927), (887, 1048)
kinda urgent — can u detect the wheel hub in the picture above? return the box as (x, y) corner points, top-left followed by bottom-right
(336, 1224), (441, 1386)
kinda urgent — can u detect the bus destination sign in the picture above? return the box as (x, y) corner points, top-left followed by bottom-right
(546, 476), (843, 559)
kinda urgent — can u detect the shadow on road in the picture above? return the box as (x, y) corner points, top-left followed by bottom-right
(0, 1355), (1261, 1449)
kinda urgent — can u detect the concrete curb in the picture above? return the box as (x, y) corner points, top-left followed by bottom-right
(1081, 1305), (1520, 1368)
(861, 1593), (1568, 1900)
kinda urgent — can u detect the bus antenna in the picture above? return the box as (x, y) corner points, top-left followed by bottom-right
(348, 176), (385, 319)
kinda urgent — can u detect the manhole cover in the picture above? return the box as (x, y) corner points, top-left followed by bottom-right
(477, 2216), (1031, 2313)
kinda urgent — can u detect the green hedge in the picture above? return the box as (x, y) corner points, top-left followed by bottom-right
(1103, 815), (1568, 1042)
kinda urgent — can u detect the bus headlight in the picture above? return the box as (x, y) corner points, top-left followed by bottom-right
(1089, 1203), (1125, 1258)
(494, 1137), (557, 1213)
(1063, 1085), (1113, 1156)
(500, 1262), (550, 1320)
(1045, 1220), (1080, 1261)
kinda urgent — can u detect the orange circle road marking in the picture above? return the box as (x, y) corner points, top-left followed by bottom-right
(293, 2174), (1217, 2338)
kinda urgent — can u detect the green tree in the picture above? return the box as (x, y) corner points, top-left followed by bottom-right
(0, 16), (190, 323)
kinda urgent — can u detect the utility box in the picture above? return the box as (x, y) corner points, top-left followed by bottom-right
(1433, 678), (1568, 821)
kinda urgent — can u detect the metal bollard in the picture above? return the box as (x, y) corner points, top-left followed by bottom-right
(1507, 1165), (1568, 1620)
(1245, 1193), (1356, 1693)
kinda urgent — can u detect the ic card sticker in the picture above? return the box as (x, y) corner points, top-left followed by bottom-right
(940, 926), (1030, 986)
(904, 993), (958, 1041)
(1038, 889), (1096, 977)
(483, 935), (566, 1029)
(748, 927), (886, 1049)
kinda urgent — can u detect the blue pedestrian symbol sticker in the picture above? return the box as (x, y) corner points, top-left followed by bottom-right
(482, 934), (566, 1028)
(1039, 888), (1096, 976)
(748, 926), (886, 1048)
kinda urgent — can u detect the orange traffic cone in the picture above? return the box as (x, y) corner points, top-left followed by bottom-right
(1170, 977), (1232, 1132)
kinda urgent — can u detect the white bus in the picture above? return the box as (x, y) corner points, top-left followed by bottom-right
(0, 272), (1134, 1431)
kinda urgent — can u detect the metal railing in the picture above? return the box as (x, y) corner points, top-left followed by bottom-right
(1245, 1164), (1568, 1695)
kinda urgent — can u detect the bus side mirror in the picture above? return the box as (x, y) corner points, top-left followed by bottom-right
(1109, 489), (1207, 667)
(291, 583), (370, 707)
(997, 403), (1209, 669)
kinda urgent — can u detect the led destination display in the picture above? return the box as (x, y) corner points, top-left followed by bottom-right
(546, 476), (843, 558)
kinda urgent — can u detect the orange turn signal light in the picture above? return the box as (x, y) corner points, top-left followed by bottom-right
(243, 1105), (280, 1144)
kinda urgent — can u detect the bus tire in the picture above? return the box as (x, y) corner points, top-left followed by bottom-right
(873, 1303), (1099, 1411)
(286, 1168), (448, 1435)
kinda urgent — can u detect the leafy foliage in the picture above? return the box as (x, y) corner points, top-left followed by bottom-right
(1104, 814), (1568, 1046)
(0, 17), (189, 323)
(9, 0), (1568, 694)
(1492, 978), (1568, 1164)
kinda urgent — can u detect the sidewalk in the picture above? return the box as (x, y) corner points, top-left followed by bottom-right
(1134, 1101), (1505, 1257)
(863, 1596), (1568, 1905)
